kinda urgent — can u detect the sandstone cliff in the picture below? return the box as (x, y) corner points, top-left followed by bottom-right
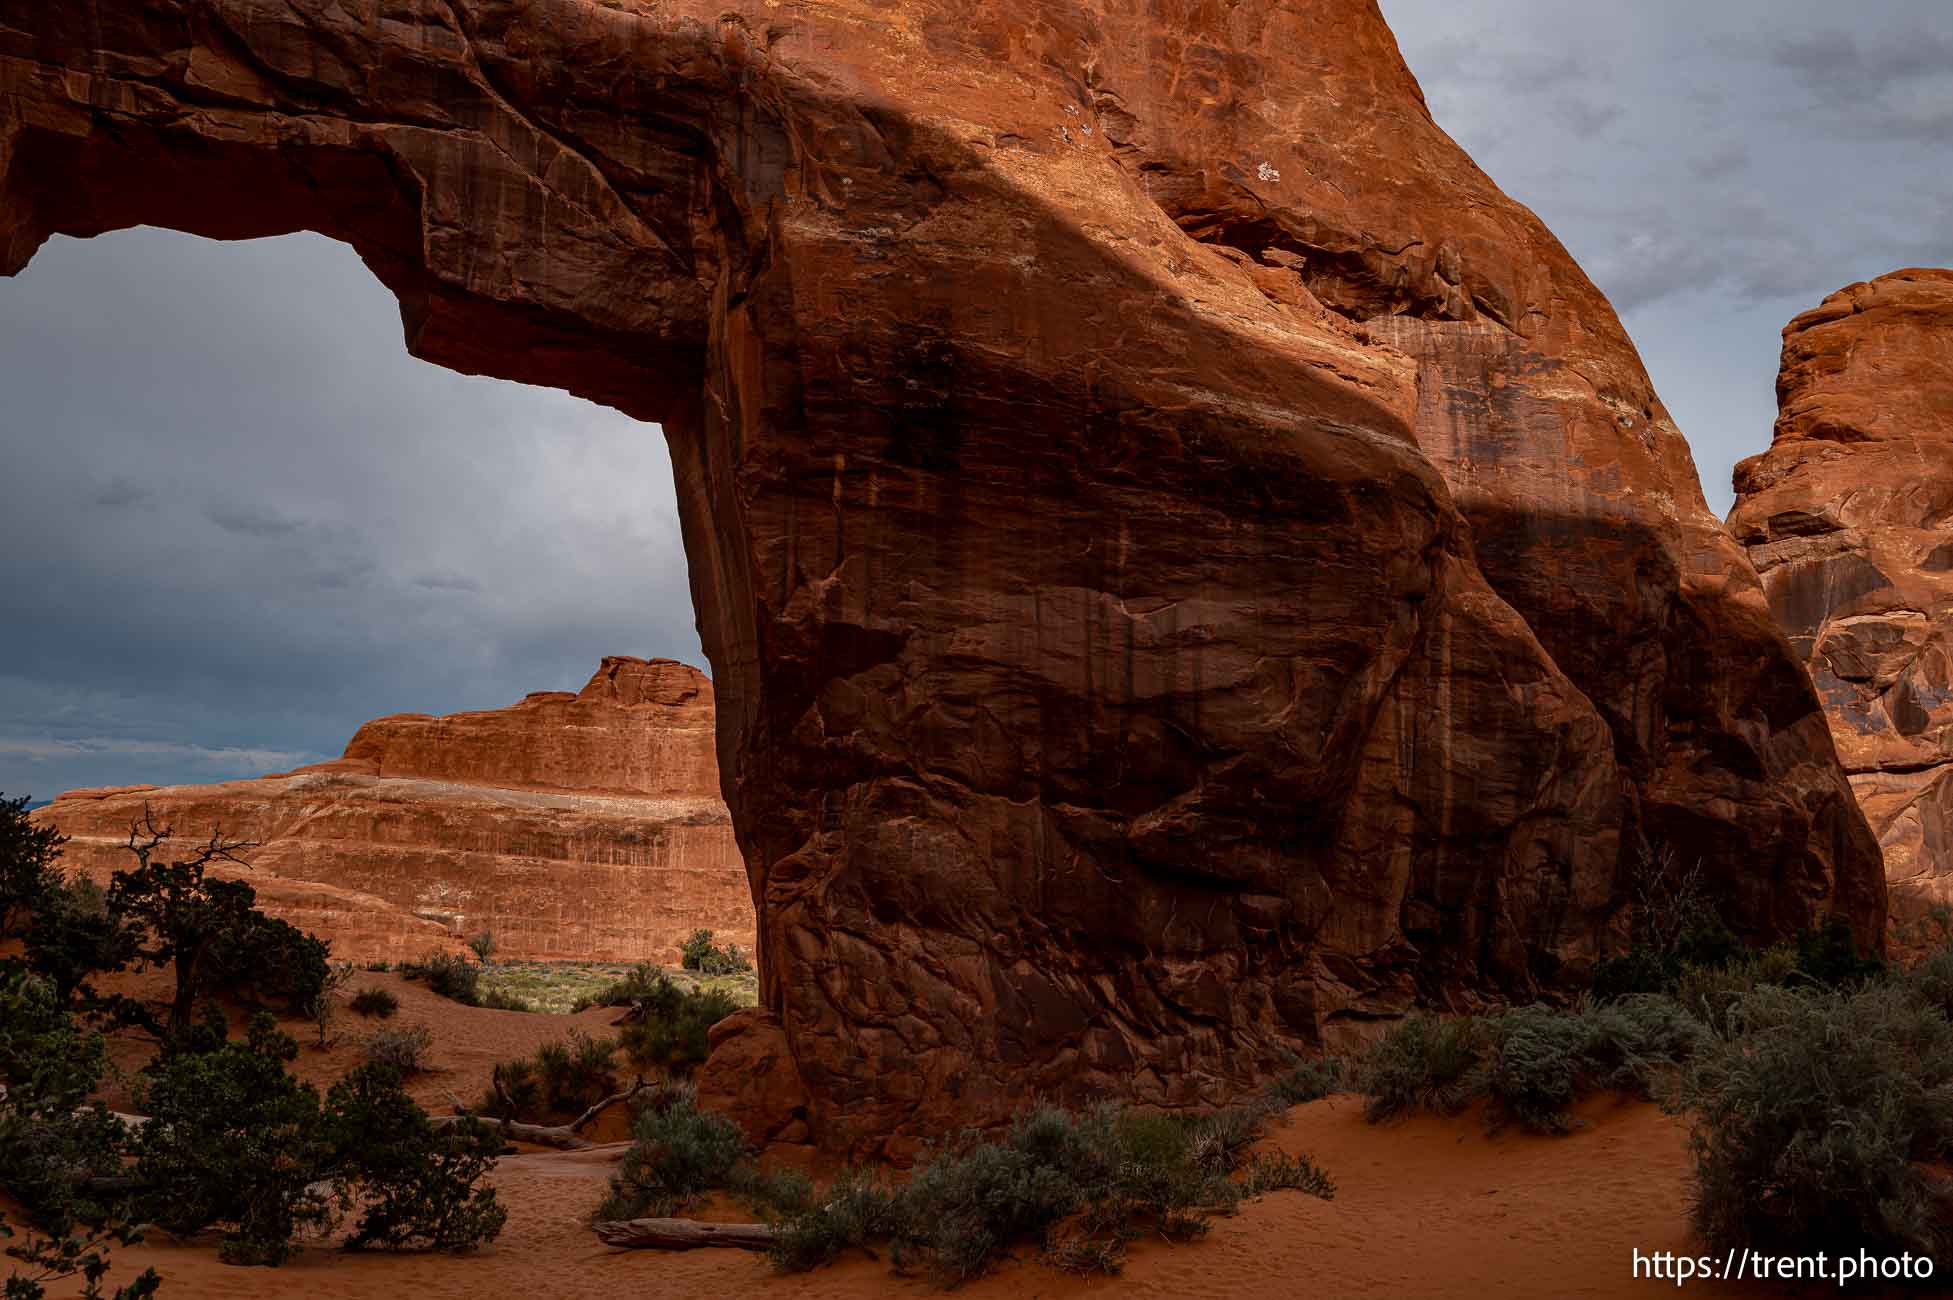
(0, 0), (1882, 1152)
(34, 658), (754, 964)
(1730, 268), (1953, 945)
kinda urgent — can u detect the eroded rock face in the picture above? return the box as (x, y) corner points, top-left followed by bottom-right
(33, 659), (753, 964)
(1730, 269), (1953, 945)
(0, 0), (1880, 1151)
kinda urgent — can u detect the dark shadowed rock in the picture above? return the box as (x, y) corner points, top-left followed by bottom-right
(0, 0), (1880, 1152)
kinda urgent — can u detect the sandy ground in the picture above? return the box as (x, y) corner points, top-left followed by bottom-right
(84, 1088), (1817, 1298)
(26, 973), (1858, 1298)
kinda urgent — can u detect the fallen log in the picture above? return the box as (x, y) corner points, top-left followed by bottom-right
(435, 1082), (659, 1151)
(593, 1218), (779, 1251)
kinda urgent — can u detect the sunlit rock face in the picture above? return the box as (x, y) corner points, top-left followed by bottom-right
(1731, 269), (1953, 948)
(34, 659), (754, 965)
(2, 0), (1880, 1153)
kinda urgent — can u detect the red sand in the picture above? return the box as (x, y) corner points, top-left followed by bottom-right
(82, 1077), (1803, 1297)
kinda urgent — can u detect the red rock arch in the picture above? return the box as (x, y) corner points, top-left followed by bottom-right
(1, 0), (1880, 1155)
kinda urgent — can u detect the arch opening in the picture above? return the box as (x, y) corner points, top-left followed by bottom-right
(0, 221), (756, 973)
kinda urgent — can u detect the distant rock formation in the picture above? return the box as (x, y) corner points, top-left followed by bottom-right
(1731, 269), (1953, 945)
(33, 658), (754, 964)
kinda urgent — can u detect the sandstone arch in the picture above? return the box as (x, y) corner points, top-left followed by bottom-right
(2, 0), (1881, 1155)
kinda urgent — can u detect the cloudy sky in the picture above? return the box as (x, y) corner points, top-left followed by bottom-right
(1, 1), (1948, 798)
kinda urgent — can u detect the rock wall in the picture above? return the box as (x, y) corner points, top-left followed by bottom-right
(0, 0), (1882, 1152)
(34, 658), (754, 964)
(1730, 269), (1953, 946)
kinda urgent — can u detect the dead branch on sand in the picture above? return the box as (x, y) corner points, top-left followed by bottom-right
(592, 1218), (778, 1251)
(437, 1080), (658, 1151)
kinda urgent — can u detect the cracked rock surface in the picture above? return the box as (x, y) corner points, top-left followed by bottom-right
(0, 0), (1881, 1153)
(1731, 268), (1953, 949)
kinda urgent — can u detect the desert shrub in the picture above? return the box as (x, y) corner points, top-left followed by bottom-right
(1239, 1151), (1335, 1198)
(481, 1058), (542, 1123)
(133, 1013), (502, 1265)
(21, 875), (141, 1006)
(0, 970), (159, 1299)
(133, 1015), (333, 1264)
(362, 1024), (434, 1076)
(364, 959), (392, 973)
(1791, 912), (1885, 988)
(1360, 999), (1702, 1134)
(204, 911), (330, 1015)
(615, 974), (738, 1078)
(1676, 981), (1953, 1264)
(349, 988), (399, 1019)
(596, 1093), (752, 1221)
(1360, 1013), (1486, 1123)
(574, 961), (664, 1010)
(1043, 1231), (1127, 1276)
(1267, 1053), (1348, 1106)
(679, 929), (751, 976)
(482, 1031), (624, 1123)
(402, 951), (480, 1006)
(0, 793), (64, 941)
(477, 987), (534, 1013)
(1478, 998), (1703, 1133)
(1671, 948), (1798, 1038)
(543, 1031), (620, 1114)
(466, 929), (496, 965)
(319, 1065), (506, 1252)
(769, 1101), (1332, 1284)
(1, 1215), (161, 1300)
(1908, 941), (1953, 1018)
(0, 970), (129, 1231)
(765, 1171), (900, 1272)
(896, 1130), (1096, 1283)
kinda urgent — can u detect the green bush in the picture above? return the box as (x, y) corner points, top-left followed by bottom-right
(1267, 1054), (1348, 1106)
(362, 1024), (434, 1076)
(0, 969), (159, 1299)
(477, 987), (534, 1013)
(133, 1015), (333, 1264)
(466, 929), (496, 965)
(480, 1031), (623, 1124)
(573, 961), (664, 1010)
(203, 911), (329, 1015)
(0, 970), (129, 1230)
(596, 1092), (753, 1221)
(1792, 912), (1885, 988)
(1360, 999), (1703, 1134)
(349, 988), (398, 1019)
(1478, 999), (1703, 1133)
(1360, 1013), (1485, 1123)
(768, 1101), (1332, 1285)
(679, 929), (752, 977)
(1676, 981), (1953, 1264)
(614, 974), (737, 1078)
(0, 793), (64, 942)
(1239, 1151), (1335, 1198)
(132, 1013), (503, 1265)
(766, 1171), (900, 1272)
(22, 874), (140, 1007)
(319, 1065), (506, 1252)
(402, 952), (480, 1006)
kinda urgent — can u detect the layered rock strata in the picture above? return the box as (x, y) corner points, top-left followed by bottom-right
(0, 0), (1882, 1151)
(34, 658), (753, 964)
(1730, 269), (1953, 945)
